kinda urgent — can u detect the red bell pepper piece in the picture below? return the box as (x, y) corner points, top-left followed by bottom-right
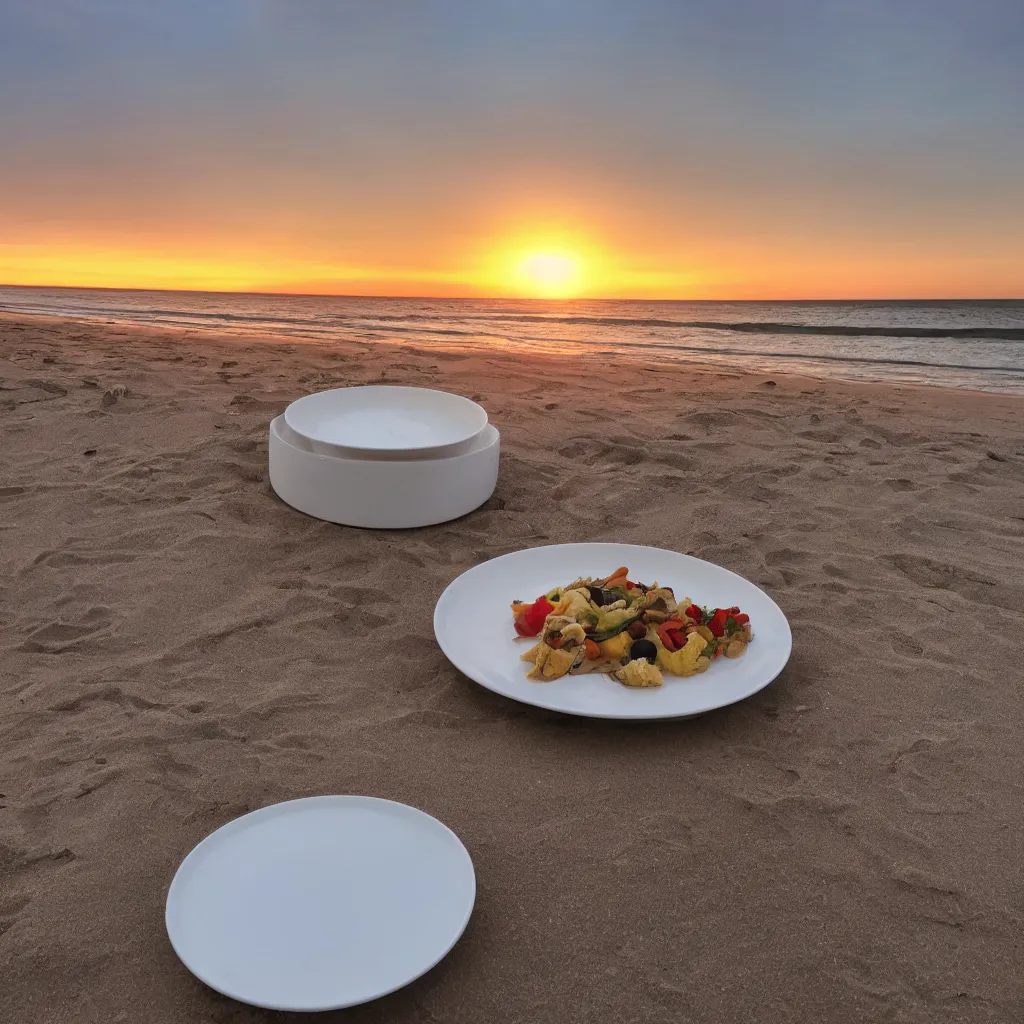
(514, 595), (554, 637)
(657, 619), (685, 652)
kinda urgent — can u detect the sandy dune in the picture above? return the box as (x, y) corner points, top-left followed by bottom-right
(1, 313), (1023, 1023)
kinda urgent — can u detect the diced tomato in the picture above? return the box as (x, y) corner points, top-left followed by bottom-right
(708, 609), (729, 638)
(684, 604), (703, 623)
(734, 612), (750, 625)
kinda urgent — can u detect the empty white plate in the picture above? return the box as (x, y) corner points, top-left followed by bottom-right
(434, 543), (792, 720)
(284, 386), (488, 459)
(165, 796), (476, 1011)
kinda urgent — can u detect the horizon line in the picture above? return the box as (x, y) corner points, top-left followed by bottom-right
(0, 281), (1021, 304)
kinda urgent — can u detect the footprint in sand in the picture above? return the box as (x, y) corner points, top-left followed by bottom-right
(888, 553), (994, 590)
(886, 553), (1024, 613)
(765, 548), (810, 567)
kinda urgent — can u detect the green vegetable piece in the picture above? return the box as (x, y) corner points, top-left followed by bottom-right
(589, 614), (643, 643)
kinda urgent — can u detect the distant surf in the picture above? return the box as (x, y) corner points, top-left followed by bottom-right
(2, 286), (1022, 394)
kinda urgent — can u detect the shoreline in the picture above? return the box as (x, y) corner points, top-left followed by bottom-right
(4, 309), (1024, 408)
(2, 314), (1024, 1024)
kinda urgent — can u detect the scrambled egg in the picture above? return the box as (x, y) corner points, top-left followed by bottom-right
(656, 631), (708, 676)
(525, 621), (587, 681)
(614, 659), (664, 688)
(555, 588), (596, 621)
(527, 644), (579, 680)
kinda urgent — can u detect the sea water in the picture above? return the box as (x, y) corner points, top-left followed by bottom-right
(2, 286), (1022, 394)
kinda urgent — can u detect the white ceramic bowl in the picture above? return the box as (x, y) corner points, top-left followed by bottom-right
(283, 386), (489, 460)
(269, 416), (500, 529)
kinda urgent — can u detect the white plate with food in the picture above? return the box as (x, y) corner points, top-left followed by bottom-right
(284, 385), (488, 459)
(165, 796), (475, 1012)
(434, 543), (791, 720)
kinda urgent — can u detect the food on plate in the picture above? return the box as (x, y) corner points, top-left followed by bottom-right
(512, 566), (753, 687)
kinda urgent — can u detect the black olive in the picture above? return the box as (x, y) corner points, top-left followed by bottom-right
(587, 586), (607, 607)
(629, 639), (658, 664)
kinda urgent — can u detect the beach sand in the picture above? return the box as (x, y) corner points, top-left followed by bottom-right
(2, 313), (1023, 1024)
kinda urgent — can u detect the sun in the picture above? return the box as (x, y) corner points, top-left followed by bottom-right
(514, 251), (583, 298)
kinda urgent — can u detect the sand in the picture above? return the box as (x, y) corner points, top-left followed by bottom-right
(1, 312), (1023, 1024)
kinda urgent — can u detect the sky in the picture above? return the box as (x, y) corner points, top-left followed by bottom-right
(1, 0), (1022, 299)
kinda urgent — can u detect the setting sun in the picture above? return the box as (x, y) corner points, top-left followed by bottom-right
(513, 251), (584, 298)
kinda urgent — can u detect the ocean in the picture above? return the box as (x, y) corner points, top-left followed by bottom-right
(2, 285), (1023, 394)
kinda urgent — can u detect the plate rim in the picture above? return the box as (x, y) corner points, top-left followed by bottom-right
(283, 385), (489, 456)
(434, 542), (793, 721)
(164, 794), (477, 1012)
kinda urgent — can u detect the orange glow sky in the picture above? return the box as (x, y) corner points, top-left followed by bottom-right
(2, 2), (1022, 299)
